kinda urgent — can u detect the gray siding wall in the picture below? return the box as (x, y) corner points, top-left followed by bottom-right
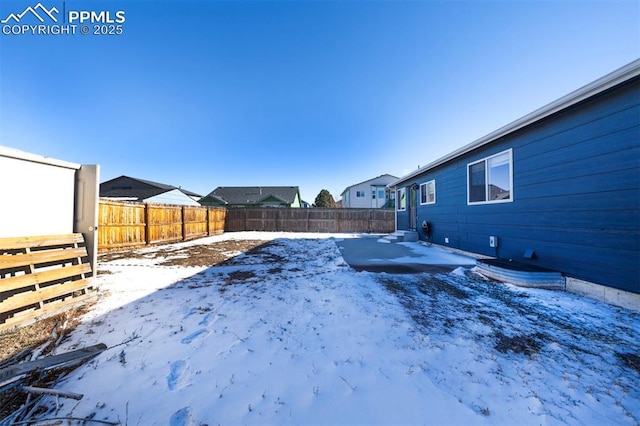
(397, 77), (639, 293)
(0, 152), (77, 237)
(0, 147), (99, 274)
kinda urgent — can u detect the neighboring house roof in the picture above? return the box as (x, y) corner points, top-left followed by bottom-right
(340, 174), (398, 196)
(390, 58), (640, 188)
(202, 186), (301, 205)
(201, 194), (227, 205)
(100, 175), (202, 201)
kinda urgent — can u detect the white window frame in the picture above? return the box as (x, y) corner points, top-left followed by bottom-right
(467, 148), (513, 205)
(356, 190), (365, 198)
(420, 180), (436, 205)
(396, 188), (406, 211)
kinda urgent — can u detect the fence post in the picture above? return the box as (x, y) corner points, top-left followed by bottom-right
(243, 208), (247, 232)
(206, 207), (210, 236)
(276, 208), (280, 232)
(144, 204), (150, 245)
(182, 205), (187, 241)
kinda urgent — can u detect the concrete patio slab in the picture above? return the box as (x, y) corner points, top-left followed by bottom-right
(336, 235), (476, 274)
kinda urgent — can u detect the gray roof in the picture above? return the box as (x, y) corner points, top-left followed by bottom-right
(390, 59), (640, 188)
(100, 175), (202, 201)
(203, 186), (300, 205)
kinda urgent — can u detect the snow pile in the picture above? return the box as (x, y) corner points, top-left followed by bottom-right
(34, 232), (639, 425)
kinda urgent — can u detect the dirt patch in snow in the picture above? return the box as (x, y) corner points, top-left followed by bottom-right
(0, 307), (89, 363)
(617, 352), (640, 374)
(100, 239), (268, 267)
(225, 270), (257, 283)
(494, 331), (546, 356)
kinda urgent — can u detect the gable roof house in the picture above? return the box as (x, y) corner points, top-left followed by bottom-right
(389, 59), (640, 309)
(100, 175), (202, 206)
(199, 186), (302, 208)
(341, 174), (398, 208)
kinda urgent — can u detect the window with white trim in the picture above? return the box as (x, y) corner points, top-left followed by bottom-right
(420, 180), (436, 205)
(356, 190), (365, 198)
(396, 188), (406, 211)
(467, 149), (513, 204)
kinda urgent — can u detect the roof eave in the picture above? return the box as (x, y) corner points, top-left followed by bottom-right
(0, 145), (81, 169)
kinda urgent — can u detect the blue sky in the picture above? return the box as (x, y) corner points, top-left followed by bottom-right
(1, 0), (638, 203)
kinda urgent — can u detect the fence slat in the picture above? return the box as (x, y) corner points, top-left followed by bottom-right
(98, 199), (147, 251)
(1, 233), (95, 332)
(183, 205), (208, 240)
(1, 279), (91, 312)
(0, 234), (83, 250)
(1, 264), (92, 293)
(0, 247), (87, 270)
(208, 207), (226, 235)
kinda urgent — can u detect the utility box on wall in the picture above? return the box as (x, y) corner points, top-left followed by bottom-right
(489, 236), (498, 248)
(0, 146), (100, 272)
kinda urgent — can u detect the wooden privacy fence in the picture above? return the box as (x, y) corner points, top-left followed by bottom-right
(98, 199), (226, 252)
(0, 233), (95, 331)
(225, 208), (395, 233)
(99, 201), (394, 252)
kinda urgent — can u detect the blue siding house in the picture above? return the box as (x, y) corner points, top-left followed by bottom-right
(390, 60), (640, 299)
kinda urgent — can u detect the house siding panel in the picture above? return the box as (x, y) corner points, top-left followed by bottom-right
(343, 175), (396, 208)
(145, 189), (201, 206)
(396, 77), (640, 294)
(291, 193), (301, 208)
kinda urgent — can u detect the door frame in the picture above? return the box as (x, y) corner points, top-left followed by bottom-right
(408, 184), (417, 230)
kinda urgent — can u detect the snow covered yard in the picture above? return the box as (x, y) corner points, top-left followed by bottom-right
(28, 232), (640, 425)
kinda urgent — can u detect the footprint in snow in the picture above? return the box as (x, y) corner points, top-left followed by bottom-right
(167, 360), (190, 390)
(170, 407), (195, 426)
(199, 312), (215, 326)
(181, 329), (210, 344)
(182, 307), (198, 320)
